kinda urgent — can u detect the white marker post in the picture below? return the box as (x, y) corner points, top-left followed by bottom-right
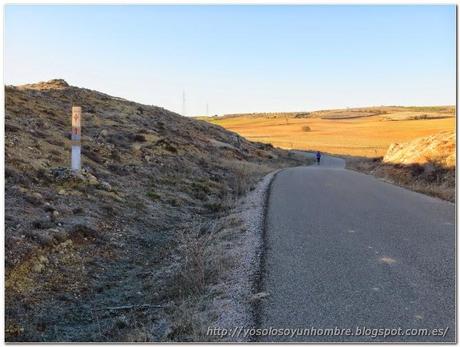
(71, 106), (82, 172)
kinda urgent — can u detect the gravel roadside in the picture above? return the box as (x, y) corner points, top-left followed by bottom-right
(211, 170), (280, 342)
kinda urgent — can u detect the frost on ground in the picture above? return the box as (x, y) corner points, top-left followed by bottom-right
(209, 171), (278, 342)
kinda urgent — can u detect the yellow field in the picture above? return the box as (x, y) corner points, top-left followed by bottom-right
(205, 108), (456, 157)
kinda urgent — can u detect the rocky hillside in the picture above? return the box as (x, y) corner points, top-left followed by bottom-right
(5, 79), (305, 341)
(383, 131), (455, 168)
(347, 131), (455, 202)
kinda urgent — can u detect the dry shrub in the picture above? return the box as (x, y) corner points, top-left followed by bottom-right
(220, 159), (272, 196)
(167, 296), (219, 342)
(166, 216), (241, 341)
(120, 312), (157, 342)
(347, 157), (455, 202)
(174, 220), (234, 297)
(84, 149), (105, 164)
(176, 231), (209, 296)
(301, 125), (312, 132)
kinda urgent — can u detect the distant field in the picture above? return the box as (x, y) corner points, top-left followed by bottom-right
(202, 106), (456, 157)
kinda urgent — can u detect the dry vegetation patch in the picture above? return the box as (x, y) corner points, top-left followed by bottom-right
(346, 157), (455, 202)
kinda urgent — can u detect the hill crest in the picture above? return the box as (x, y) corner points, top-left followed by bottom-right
(16, 78), (70, 90)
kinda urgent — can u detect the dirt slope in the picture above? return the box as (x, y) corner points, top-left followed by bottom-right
(5, 79), (304, 341)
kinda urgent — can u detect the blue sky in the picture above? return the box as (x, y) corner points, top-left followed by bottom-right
(5, 5), (456, 115)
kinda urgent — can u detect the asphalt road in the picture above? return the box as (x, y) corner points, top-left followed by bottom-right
(258, 155), (455, 342)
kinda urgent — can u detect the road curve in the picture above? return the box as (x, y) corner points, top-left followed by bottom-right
(258, 155), (455, 342)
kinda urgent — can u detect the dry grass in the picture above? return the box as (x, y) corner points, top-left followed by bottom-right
(346, 157), (455, 202)
(165, 217), (242, 341)
(220, 159), (273, 197)
(206, 107), (455, 157)
(162, 161), (288, 342)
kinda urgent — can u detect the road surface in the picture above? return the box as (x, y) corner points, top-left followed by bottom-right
(258, 154), (455, 342)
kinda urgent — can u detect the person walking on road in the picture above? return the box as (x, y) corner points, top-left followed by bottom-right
(316, 151), (321, 165)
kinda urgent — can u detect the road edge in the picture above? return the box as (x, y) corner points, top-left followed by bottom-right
(209, 169), (282, 342)
(251, 168), (281, 341)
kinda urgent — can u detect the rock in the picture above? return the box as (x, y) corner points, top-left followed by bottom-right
(50, 167), (74, 181)
(155, 139), (178, 153)
(63, 239), (73, 247)
(51, 210), (60, 221)
(31, 256), (49, 273)
(38, 255), (49, 264)
(43, 203), (56, 212)
(72, 207), (84, 214)
(98, 181), (112, 191)
(24, 192), (44, 205)
(132, 143), (142, 151)
(97, 190), (124, 202)
(46, 228), (67, 242)
(50, 167), (88, 183)
(32, 262), (44, 273)
(86, 174), (99, 186)
(32, 230), (54, 246)
(383, 131), (455, 167)
(32, 192), (43, 200)
(18, 186), (28, 194)
(48, 228), (68, 243)
(74, 172), (86, 181)
(18, 79), (69, 90)
(69, 224), (99, 241)
(32, 219), (54, 230)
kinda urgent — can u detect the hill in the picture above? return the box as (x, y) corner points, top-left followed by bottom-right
(5, 80), (306, 341)
(347, 131), (455, 202)
(203, 106), (454, 120)
(203, 106), (455, 157)
(383, 131), (455, 168)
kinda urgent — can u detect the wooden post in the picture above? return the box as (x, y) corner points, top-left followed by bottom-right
(71, 106), (81, 172)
